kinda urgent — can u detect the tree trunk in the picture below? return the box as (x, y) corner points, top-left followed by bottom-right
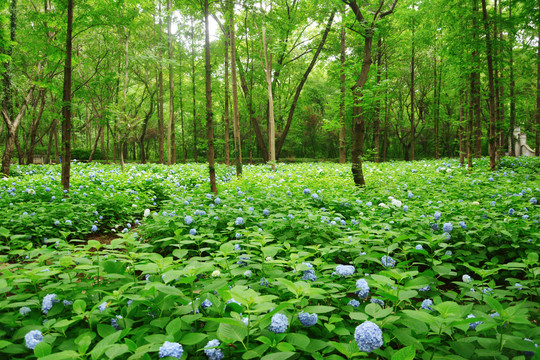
(26, 90), (46, 165)
(459, 89), (465, 165)
(481, 0), (497, 170)
(472, 0), (482, 158)
(223, 19), (231, 166)
(230, 0), (242, 176)
(61, 0), (73, 190)
(167, 0), (174, 165)
(433, 57), (439, 159)
(509, 0), (516, 156)
(260, 22), (276, 170)
(410, 13), (415, 161)
(339, 11), (347, 164)
(537, 0), (540, 156)
(157, 2), (165, 164)
(191, 17), (198, 162)
(179, 54), (186, 163)
(204, 0), (217, 194)
(89, 126), (103, 162)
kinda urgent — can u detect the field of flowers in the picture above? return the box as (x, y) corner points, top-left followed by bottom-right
(0, 157), (538, 360)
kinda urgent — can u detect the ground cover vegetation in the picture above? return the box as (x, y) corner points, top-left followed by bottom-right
(0, 158), (539, 359)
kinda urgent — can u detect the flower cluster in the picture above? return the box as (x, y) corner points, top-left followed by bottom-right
(301, 262), (317, 281)
(354, 321), (383, 352)
(42, 294), (58, 314)
(298, 312), (318, 327)
(159, 341), (183, 359)
(269, 313), (289, 334)
(204, 339), (224, 360)
(356, 279), (370, 299)
(24, 330), (43, 350)
(335, 264), (355, 277)
(381, 256), (396, 268)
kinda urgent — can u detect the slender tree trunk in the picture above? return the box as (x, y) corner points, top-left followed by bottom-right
(339, 7), (347, 164)
(472, 0), (482, 158)
(509, 0), (516, 156)
(157, 2), (165, 164)
(459, 89), (465, 165)
(179, 55), (186, 163)
(26, 90), (46, 164)
(260, 21), (276, 170)
(481, 0), (497, 170)
(191, 17), (198, 162)
(167, 0), (175, 165)
(410, 13), (415, 161)
(61, 0), (73, 190)
(204, 0), (217, 193)
(230, 0), (242, 176)
(89, 126), (103, 162)
(433, 57), (439, 159)
(374, 38), (382, 163)
(537, 0), (540, 156)
(223, 19), (231, 166)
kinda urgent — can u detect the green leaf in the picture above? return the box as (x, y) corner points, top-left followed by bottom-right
(302, 306), (335, 314)
(391, 345), (416, 360)
(34, 342), (52, 357)
(398, 290), (418, 301)
(285, 334), (310, 350)
(38, 351), (80, 360)
(217, 323), (247, 343)
(261, 352), (296, 360)
(105, 344), (129, 359)
(181, 333), (207, 346)
(73, 299), (86, 314)
(277, 342), (296, 352)
(59, 256), (73, 267)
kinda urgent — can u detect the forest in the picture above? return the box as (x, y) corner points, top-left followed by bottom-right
(1, 0), (539, 183)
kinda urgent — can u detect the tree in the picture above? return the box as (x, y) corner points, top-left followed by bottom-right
(61, 0), (74, 190)
(204, 0), (216, 193)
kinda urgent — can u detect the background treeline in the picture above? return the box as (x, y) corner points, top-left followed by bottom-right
(0, 0), (538, 172)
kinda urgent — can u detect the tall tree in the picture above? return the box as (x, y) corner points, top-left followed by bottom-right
(343, 0), (398, 186)
(204, 0), (216, 193)
(61, 0), (74, 190)
(167, 0), (175, 165)
(229, 0), (242, 176)
(339, 7), (347, 164)
(481, 0), (496, 170)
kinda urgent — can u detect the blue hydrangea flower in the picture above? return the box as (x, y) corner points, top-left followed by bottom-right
(354, 321), (383, 352)
(467, 314), (482, 330)
(98, 301), (108, 312)
(370, 298), (384, 306)
(269, 313), (289, 333)
(443, 222), (453, 232)
(201, 299), (213, 309)
(263, 209), (269, 216)
(459, 221), (466, 229)
(260, 277), (269, 287)
(403, 205), (409, 212)
(356, 279), (370, 299)
(515, 283), (523, 290)
(91, 225), (98, 232)
(65, 220), (72, 226)
(430, 223), (439, 231)
(462, 274), (471, 283)
(421, 299), (433, 311)
(445, 250), (452, 256)
(381, 256), (396, 268)
(335, 264), (355, 277)
(415, 244), (423, 250)
(204, 339), (224, 360)
(244, 270), (252, 278)
(185, 215), (193, 225)
(509, 208), (515, 215)
(419, 285), (430, 292)
(234, 244), (241, 251)
(298, 312), (318, 327)
(42, 294), (58, 314)
(63, 300), (73, 306)
(20, 307), (31, 316)
(530, 197), (537, 205)
(481, 287), (493, 294)
(111, 315), (123, 330)
(348, 299), (360, 307)
(408, 191), (413, 199)
(235, 217), (244, 226)
(303, 188), (311, 195)
(434, 212), (441, 221)
(490, 312), (500, 318)
(523, 215), (529, 220)
(159, 341), (183, 359)
(214, 198), (221, 205)
(24, 330), (43, 350)
(189, 228), (197, 235)
(237, 256), (249, 267)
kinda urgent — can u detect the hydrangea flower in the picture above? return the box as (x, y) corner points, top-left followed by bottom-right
(430, 223), (439, 231)
(462, 274), (471, 283)
(237, 256), (249, 267)
(98, 301), (108, 312)
(509, 208), (515, 215)
(403, 205), (409, 212)
(91, 225), (98, 232)
(530, 197), (537, 205)
(408, 191), (413, 199)
(443, 222), (453, 232)
(348, 299), (360, 307)
(235, 217), (244, 226)
(159, 341), (183, 359)
(415, 244), (423, 250)
(445, 250), (452, 256)
(303, 188), (311, 195)
(434, 212), (441, 221)
(204, 339), (224, 360)
(381, 256), (396, 268)
(467, 314), (482, 330)
(335, 264), (355, 277)
(42, 294), (58, 314)
(354, 321), (383, 352)
(515, 283), (523, 290)
(263, 209), (269, 216)
(244, 270), (252, 278)
(20, 307), (31, 316)
(201, 299), (213, 309)
(459, 221), (466, 229)
(356, 279), (370, 299)
(214, 198), (221, 205)
(298, 312), (318, 327)
(111, 315), (123, 330)
(260, 277), (269, 287)
(370, 298), (384, 306)
(184, 215), (193, 225)
(63, 300), (73, 306)
(419, 285), (430, 292)
(24, 330), (43, 350)
(269, 313), (289, 334)
(421, 299), (433, 311)
(189, 228), (197, 235)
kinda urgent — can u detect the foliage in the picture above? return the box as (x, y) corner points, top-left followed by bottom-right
(0, 158), (538, 359)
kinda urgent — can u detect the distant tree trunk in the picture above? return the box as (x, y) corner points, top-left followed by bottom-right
(26, 90), (46, 164)
(89, 126), (104, 162)
(191, 17), (198, 162)
(259, 21), (276, 170)
(509, 0), (516, 156)
(339, 11), (347, 164)
(157, 2), (165, 164)
(537, 1), (540, 156)
(374, 38), (382, 163)
(223, 23), (230, 166)
(61, 0), (73, 190)
(204, 0), (217, 193)
(229, 0), (242, 176)
(167, 0), (175, 165)
(481, 0), (497, 170)
(433, 57), (439, 159)
(410, 12), (415, 161)
(459, 89), (465, 165)
(472, 0), (482, 158)
(179, 55), (186, 163)
(139, 90), (155, 164)
(383, 48), (389, 163)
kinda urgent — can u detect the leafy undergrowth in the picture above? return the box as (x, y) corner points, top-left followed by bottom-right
(0, 157), (539, 360)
